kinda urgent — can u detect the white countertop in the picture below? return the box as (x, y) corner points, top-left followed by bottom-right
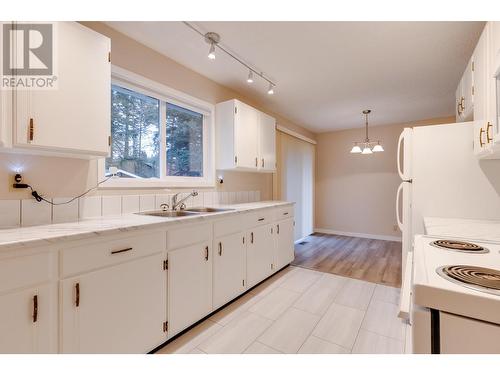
(424, 216), (500, 242)
(0, 201), (293, 251)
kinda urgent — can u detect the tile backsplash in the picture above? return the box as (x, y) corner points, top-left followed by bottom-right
(0, 190), (262, 228)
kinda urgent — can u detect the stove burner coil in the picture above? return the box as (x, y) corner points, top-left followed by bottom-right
(430, 240), (488, 253)
(437, 265), (500, 296)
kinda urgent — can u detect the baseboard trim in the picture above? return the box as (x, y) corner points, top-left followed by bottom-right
(313, 228), (402, 242)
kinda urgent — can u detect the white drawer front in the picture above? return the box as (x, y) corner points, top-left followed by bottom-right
(274, 205), (294, 221)
(213, 213), (252, 237)
(167, 223), (212, 250)
(248, 208), (274, 226)
(0, 251), (53, 293)
(61, 230), (166, 277)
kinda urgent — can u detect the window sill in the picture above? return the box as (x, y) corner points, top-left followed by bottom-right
(98, 177), (216, 189)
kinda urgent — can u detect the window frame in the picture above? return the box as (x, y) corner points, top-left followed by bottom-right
(98, 66), (215, 188)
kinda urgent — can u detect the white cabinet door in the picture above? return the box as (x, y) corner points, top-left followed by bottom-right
(14, 22), (110, 157)
(234, 100), (259, 169)
(213, 232), (246, 309)
(274, 218), (295, 270)
(258, 111), (276, 172)
(168, 242), (212, 336)
(462, 57), (474, 120)
(61, 252), (167, 353)
(246, 224), (274, 287)
(0, 283), (56, 353)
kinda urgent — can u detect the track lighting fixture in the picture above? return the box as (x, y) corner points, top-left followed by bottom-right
(208, 42), (216, 60)
(247, 70), (254, 83)
(267, 83), (275, 95)
(183, 22), (277, 96)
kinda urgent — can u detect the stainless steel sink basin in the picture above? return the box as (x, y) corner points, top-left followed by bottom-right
(186, 207), (235, 213)
(137, 210), (200, 218)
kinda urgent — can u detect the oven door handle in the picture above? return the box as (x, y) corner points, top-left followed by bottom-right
(398, 254), (413, 320)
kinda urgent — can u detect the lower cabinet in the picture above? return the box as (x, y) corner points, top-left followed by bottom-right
(60, 252), (167, 353)
(274, 218), (295, 270)
(213, 232), (247, 309)
(0, 283), (56, 353)
(246, 223), (275, 287)
(168, 242), (212, 336)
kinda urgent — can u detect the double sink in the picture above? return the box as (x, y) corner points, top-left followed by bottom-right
(137, 207), (234, 218)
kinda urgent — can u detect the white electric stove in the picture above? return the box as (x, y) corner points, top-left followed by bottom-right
(410, 235), (500, 354)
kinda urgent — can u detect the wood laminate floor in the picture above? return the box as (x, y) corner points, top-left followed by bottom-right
(292, 233), (402, 288)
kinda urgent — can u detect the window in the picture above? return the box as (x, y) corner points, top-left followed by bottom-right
(101, 67), (214, 188)
(106, 86), (160, 179)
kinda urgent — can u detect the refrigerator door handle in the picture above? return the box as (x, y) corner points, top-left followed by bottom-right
(397, 131), (405, 180)
(396, 182), (404, 231)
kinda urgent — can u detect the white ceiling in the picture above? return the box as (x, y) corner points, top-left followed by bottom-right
(105, 21), (484, 133)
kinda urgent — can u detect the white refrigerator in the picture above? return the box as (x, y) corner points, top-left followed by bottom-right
(396, 121), (500, 280)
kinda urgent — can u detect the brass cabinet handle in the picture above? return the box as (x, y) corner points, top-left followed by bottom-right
(277, 224), (280, 234)
(205, 246), (209, 261)
(480, 128), (485, 147)
(457, 101), (462, 116)
(28, 118), (34, 142)
(461, 97), (465, 112)
(111, 247), (133, 255)
(75, 283), (80, 307)
(33, 295), (38, 323)
(261, 158), (264, 168)
(487, 122), (493, 143)
(218, 242), (223, 256)
(251, 232), (254, 244)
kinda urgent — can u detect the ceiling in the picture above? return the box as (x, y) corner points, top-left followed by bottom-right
(105, 21), (484, 133)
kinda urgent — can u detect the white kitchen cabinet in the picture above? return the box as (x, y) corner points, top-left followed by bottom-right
(168, 242), (212, 336)
(274, 218), (295, 270)
(258, 111), (277, 172)
(246, 223), (275, 287)
(60, 252), (167, 353)
(0, 283), (56, 353)
(215, 99), (276, 172)
(10, 22), (110, 158)
(213, 232), (247, 309)
(488, 22), (500, 146)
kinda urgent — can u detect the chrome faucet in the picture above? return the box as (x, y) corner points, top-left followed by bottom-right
(172, 190), (198, 211)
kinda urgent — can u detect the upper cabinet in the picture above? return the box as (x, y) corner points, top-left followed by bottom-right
(215, 99), (276, 172)
(0, 22), (111, 158)
(467, 22), (500, 159)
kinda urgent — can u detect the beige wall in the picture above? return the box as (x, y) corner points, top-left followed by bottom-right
(315, 116), (455, 239)
(0, 22), (314, 201)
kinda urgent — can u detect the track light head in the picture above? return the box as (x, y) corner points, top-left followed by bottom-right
(247, 70), (254, 83)
(267, 83), (275, 95)
(204, 32), (220, 60)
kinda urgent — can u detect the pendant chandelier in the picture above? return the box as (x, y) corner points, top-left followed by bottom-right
(350, 110), (384, 154)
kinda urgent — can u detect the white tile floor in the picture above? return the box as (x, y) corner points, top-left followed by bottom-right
(157, 266), (406, 354)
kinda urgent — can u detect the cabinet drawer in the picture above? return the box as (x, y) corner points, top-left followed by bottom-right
(214, 213), (251, 237)
(0, 251), (53, 293)
(248, 209), (274, 226)
(61, 230), (166, 277)
(275, 205), (294, 220)
(167, 223), (212, 250)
